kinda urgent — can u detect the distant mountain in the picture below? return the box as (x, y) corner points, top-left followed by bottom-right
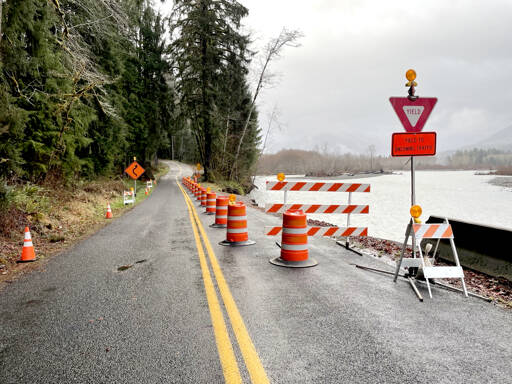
(465, 125), (512, 151)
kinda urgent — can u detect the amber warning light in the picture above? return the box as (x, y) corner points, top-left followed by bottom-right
(391, 132), (436, 157)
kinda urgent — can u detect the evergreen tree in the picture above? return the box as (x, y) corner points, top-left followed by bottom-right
(169, 0), (257, 182)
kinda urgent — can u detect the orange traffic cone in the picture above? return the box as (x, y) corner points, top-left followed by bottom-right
(145, 188), (149, 195)
(106, 203), (113, 219)
(18, 227), (37, 263)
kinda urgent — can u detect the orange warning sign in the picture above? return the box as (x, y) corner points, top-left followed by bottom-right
(125, 161), (145, 180)
(391, 132), (436, 157)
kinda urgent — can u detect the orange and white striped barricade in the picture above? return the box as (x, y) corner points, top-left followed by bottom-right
(195, 186), (202, 202)
(393, 218), (467, 298)
(205, 192), (216, 215)
(266, 181), (370, 251)
(269, 210), (318, 268)
(210, 196), (229, 228)
(219, 202), (255, 247)
(123, 190), (135, 205)
(200, 188), (207, 207)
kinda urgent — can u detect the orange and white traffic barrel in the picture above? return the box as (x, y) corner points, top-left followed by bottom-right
(210, 196), (229, 228)
(206, 192), (216, 215)
(201, 188), (207, 207)
(270, 209), (318, 268)
(219, 202), (255, 246)
(195, 186), (202, 201)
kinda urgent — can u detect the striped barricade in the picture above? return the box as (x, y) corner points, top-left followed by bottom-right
(266, 181), (370, 192)
(123, 190), (135, 205)
(265, 180), (371, 250)
(265, 204), (369, 214)
(265, 226), (368, 237)
(394, 219), (467, 299)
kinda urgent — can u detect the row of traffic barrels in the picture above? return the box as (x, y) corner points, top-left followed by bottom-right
(182, 177), (255, 246)
(181, 177), (315, 266)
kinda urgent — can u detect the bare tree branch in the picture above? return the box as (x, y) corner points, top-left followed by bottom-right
(230, 28), (303, 179)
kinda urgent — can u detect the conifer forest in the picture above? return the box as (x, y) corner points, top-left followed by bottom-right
(0, 0), (263, 188)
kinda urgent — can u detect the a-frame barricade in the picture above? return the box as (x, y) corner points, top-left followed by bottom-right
(393, 218), (468, 298)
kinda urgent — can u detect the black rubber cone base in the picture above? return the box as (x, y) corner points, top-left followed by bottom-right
(269, 257), (318, 268)
(219, 239), (256, 247)
(210, 223), (227, 228)
(17, 258), (38, 263)
(204, 212), (215, 215)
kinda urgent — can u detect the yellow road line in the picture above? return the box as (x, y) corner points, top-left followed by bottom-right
(177, 181), (270, 384)
(180, 183), (242, 384)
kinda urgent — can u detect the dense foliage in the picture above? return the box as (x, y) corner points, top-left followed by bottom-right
(0, 0), (260, 187)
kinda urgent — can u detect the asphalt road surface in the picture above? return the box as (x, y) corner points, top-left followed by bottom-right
(1, 161), (511, 384)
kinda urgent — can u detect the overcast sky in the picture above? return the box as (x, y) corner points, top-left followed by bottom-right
(160, 0), (512, 155)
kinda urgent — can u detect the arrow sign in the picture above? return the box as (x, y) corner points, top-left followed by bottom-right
(389, 97), (437, 133)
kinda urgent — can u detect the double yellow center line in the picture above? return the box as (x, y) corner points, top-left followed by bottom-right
(176, 180), (269, 384)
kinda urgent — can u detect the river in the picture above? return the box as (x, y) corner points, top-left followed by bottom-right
(250, 171), (512, 242)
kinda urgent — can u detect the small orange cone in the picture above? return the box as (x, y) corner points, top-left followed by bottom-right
(145, 188), (148, 195)
(106, 203), (113, 219)
(18, 227), (37, 263)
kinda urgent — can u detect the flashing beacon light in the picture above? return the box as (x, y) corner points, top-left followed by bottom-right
(196, 163), (201, 170)
(206, 187), (211, 193)
(134, 156), (136, 161)
(410, 204), (422, 224)
(277, 173), (285, 182)
(229, 194), (236, 204)
(405, 69), (418, 87)
(130, 187), (134, 192)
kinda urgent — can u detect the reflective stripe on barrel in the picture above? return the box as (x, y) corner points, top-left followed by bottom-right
(201, 189), (207, 206)
(281, 209), (308, 262)
(206, 192), (216, 213)
(226, 202), (248, 242)
(215, 197), (229, 225)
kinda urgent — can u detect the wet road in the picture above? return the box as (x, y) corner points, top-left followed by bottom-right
(1, 161), (511, 383)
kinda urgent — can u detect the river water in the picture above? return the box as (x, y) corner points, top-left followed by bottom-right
(250, 171), (512, 242)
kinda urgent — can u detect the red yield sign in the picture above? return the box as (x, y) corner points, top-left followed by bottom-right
(389, 97), (437, 133)
(391, 132), (437, 157)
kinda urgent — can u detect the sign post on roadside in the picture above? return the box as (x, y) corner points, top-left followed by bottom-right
(125, 157), (145, 197)
(389, 69), (438, 300)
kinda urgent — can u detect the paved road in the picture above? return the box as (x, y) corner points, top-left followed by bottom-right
(1, 161), (511, 383)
